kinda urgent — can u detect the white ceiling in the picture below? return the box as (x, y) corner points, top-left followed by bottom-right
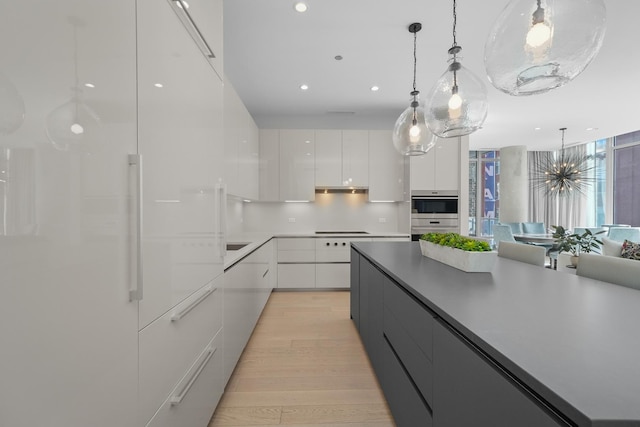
(223, 0), (640, 151)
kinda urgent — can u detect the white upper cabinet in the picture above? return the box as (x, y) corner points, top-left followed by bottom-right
(279, 130), (315, 201)
(342, 130), (369, 187)
(259, 129), (280, 201)
(224, 78), (258, 200)
(411, 137), (461, 192)
(315, 130), (368, 187)
(0, 1), (138, 425)
(369, 130), (407, 201)
(170, 0), (223, 78)
(138, 0), (224, 330)
(315, 130), (342, 187)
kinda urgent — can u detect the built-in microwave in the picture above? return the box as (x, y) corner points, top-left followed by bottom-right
(411, 190), (459, 218)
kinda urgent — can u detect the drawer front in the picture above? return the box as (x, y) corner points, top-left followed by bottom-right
(278, 250), (315, 262)
(277, 263), (315, 288)
(146, 332), (224, 427)
(384, 306), (434, 406)
(316, 263), (350, 288)
(277, 238), (315, 251)
(139, 277), (223, 425)
(384, 280), (434, 360)
(381, 336), (433, 427)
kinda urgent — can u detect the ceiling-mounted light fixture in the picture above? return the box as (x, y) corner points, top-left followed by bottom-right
(484, 0), (606, 96)
(392, 23), (435, 156)
(532, 127), (595, 197)
(45, 17), (101, 151)
(425, 0), (488, 138)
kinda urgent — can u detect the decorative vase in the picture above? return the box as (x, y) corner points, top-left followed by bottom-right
(570, 255), (579, 267)
(419, 240), (497, 273)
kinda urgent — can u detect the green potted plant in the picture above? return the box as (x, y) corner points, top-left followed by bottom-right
(551, 225), (605, 266)
(419, 232), (496, 272)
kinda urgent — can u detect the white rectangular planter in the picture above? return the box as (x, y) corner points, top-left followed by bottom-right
(419, 240), (497, 273)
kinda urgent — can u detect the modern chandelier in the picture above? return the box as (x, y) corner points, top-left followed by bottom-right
(532, 127), (595, 197)
(425, 0), (488, 138)
(484, 0), (607, 96)
(392, 22), (435, 156)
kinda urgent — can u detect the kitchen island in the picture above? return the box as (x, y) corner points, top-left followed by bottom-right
(351, 241), (640, 427)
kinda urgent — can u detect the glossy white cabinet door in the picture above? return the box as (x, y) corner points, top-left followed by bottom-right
(410, 137), (461, 191)
(369, 130), (407, 201)
(138, 0), (224, 329)
(342, 130), (369, 187)
(315, 129), (342, 187)
(259, 129), (280, 201)
(279, 129), (315, 201)
(0, 1), (138, 426)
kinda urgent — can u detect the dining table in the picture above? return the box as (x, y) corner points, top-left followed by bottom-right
(513, 233), (556, 244)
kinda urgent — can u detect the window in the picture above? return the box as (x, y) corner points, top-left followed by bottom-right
(469, 151), (500, 236)
(613, 131), (640, 226)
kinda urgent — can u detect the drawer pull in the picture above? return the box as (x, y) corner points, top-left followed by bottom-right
(262, 268), (269, 278)
(171, 286), (216, 322)
(170, 346), (217, 406)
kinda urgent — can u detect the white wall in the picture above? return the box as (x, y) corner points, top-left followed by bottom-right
(243, 193), (404, 233)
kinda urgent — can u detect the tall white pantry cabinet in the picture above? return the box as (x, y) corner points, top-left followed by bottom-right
(0, 1), (225, 426)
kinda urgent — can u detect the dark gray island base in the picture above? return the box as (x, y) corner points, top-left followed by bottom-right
(351, 242), (640, 427)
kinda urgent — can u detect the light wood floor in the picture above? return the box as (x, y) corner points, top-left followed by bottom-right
(208, 291), (395, 427)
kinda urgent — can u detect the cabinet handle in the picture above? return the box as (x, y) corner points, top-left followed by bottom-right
(170, 0), (216, 59)
(262, 268), (269, 278)
(216, 182), (227, 258)
(171, 286), (216, 322)
(170, 346), (217, 406)
(128, 154), (144, 302)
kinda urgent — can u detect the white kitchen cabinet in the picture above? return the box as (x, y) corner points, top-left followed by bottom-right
(224, 78), (259, 200)
(173, 0), (223, 79)
(315, 129), (343, 187)
(259, 129), (280, 201)
(139, 277), (223, 425)
(410, 136), (461, 191)
(224, 241), (273, 383)
(0, 2), (139, 426)
(280, 130), (316, 201)
(315, 129), (368, 187)
(316, 264), (351, 288)
(369, 130), (408, 201)
(138, 0), (225, 331)
(342, 130), (369, 187)
(145, 331), (224, 427)
(277, 238), (316, 288)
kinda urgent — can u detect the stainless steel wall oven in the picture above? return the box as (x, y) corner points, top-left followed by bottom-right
(410, 190), (460, 240)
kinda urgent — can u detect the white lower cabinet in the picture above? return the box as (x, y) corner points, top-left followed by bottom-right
(277, 238), (316, 288)
(224, 241), (274, 383)
(145, 331), (224, 427)
(278, 264), (317, 288)
(139, 275), (224, 426)
(316, 263), (351, 288)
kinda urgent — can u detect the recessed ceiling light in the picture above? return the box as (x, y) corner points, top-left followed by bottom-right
(294, 2), (308, 12)
(586, 127), (598, 131)
(370, 86), (380, 92)
(84, 83), (95, 88)
(534, 127), (541, 130)
(154, 83), (164, 88)
(300, 84), (309, 90)
(305, 140), (311, 144)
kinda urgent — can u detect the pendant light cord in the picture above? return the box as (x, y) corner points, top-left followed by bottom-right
(452, 0), (458, 49)
(412, 28), (417, 93)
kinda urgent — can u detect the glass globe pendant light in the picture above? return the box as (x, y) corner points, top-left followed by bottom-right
(484, 0), (606, 96)
(392, 23), (435, 156)
(425, 0), (488, 138)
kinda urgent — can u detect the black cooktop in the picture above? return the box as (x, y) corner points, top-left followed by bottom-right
(315, 231), (369, 234)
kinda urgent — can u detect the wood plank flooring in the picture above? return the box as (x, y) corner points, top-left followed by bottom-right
(208, 291), (395, 427)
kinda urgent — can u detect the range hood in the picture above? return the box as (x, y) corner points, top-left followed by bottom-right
(315, 187), (368, 194)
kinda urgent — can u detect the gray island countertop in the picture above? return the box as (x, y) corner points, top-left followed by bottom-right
(352, 241), (640, 426)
